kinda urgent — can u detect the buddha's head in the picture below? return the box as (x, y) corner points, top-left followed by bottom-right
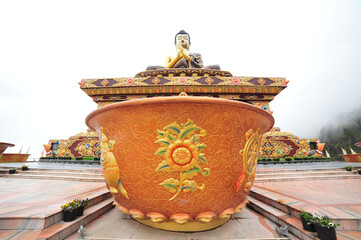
(175, 30), (190, 50)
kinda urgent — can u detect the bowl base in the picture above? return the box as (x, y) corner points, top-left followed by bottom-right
(135, 216), (230, 232)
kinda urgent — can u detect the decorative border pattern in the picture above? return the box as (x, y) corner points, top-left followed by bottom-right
(134, 69), (233, 77)
(80, 76), (288, 88)
(46, 130), (100, 158)
(260, 128), (324, 158)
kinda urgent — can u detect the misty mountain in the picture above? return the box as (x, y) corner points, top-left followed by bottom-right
(319, 105), (361, 160)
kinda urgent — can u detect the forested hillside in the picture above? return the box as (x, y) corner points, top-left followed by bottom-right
(319, 106), (361, 161)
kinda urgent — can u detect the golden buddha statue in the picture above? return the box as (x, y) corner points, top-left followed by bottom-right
(164, 30), (203, 68)
(147, 30), (220, 70)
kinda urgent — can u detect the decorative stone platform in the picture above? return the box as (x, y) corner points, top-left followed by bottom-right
(1, 162), (360, 239)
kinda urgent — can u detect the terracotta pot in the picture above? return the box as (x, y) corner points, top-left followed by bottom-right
(86, 96), (274, 231)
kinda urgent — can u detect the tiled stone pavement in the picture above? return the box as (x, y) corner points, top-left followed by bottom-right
(0, 178), (105, 219)
(1, 162), (361, 239)
(0, 177), (107, 238)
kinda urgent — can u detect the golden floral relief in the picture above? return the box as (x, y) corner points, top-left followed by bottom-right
(155, 119), (210, 201)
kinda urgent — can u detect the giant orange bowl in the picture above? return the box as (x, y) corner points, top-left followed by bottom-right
(86, 96), (274, 231)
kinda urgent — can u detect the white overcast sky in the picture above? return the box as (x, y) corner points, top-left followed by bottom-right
(1, 0), (360, 158)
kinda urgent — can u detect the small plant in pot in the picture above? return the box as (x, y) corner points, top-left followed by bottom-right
(75, 198), (89, 216)
(345, 166), (352, 171)
(61, 203), (77, 222)
(61, 200), (80, 222)
(9, 168), (16, 174)
(313, 214), (339, 240)
(21, 165), (29, 171)
(298, 209), (316, 232)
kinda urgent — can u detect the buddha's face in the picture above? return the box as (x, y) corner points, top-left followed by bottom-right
(175, 34), (190, 49)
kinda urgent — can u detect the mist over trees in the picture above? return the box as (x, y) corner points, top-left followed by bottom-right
(319, 105), (361, 161)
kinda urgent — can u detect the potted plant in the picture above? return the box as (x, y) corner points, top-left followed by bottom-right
(313, 214), (339, 240)
(298, 209), (316, 232)
(9, 168), (16, 174)
(357, 169), (361, 175)
(345, 166), (352, 171)
(21, 165), (29, 171)
(76, 198), (89, 216)
(61, 200), (80, 222)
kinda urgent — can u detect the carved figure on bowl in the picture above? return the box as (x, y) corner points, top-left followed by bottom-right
(147, 30), (220, 71)
(100, 128), (129, 199)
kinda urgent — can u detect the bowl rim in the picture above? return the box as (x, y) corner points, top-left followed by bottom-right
(86, 96), (274, 129)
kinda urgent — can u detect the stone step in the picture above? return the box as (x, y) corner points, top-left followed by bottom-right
(0, 189), (111, 230)
(18, 170), (103, 178)
(250, 187), (361, 231)
(248, 195), (361, 239)
(247, 196), (316, 240)
(2, 174), (105, 182)
(254, 174), (361, 183)
(256, 168), (355, 174)
(255, 170), (358, 178)
(0, 167), (18, 170)
(39, 159), (100, 165)
(36, 198), (114, 240)
(18, 168), (102, 173)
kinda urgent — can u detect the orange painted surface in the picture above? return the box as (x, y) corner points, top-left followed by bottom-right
(0, 142), (15, 155)
(341, 154), (361, 162)
(0, 153), (30, 163)
(43, 144), (51, 153)
(86, 96), (274, 218)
